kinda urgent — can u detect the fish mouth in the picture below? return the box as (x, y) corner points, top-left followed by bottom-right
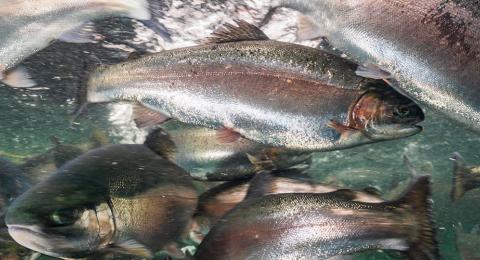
(365, 124), (423, 140)
(7, 224), (67, 259)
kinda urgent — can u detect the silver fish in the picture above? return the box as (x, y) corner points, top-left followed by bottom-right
(279, 0), (480, 131)
(87, 21), (424, 151)
(194, 174), (438, 260)
(144, 122), (312, 181)
(5, 144), (198, 259)
(0, 0), (152, 88)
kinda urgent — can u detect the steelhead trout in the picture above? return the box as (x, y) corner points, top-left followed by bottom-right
(5, 144), (198, 259)
(280, 0), (480, 131)
(195, 175), (438, 260)
(87, 20), (424, 151)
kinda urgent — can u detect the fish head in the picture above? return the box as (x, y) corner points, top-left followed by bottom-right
(350, 88), (424, 140)
(5, 178), (114, 259)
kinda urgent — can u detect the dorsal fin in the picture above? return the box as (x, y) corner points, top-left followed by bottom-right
(206, 19), (269, 44)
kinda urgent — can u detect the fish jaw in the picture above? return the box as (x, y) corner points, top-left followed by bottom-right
(7, 224), (78, 259)
(365, 125), (422, 141)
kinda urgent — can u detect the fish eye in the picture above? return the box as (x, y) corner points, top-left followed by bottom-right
(50, 208), (80, 226)
(393, 106), (411, 117)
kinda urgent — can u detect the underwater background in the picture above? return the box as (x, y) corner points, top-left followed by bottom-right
(0, 0), (479, 259)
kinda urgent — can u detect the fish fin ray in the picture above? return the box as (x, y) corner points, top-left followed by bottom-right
(356, 63), (392, 80)
(245, 170), (276, 200)
(2, 66), (36, 88)
(206, 20), (269, 43)
(216, 127), (242, 143)
(144, 128), (176, 161)
(59, 22), (96, 43)
(109, 239), (153, 258)
(296, 14), (324, 41)
(133, 104), (171, 128)
(327, 120), (360, 141)
(450, 152), (470, 202)
(391, 174), (438, 260)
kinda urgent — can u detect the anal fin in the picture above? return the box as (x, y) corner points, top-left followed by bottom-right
(296, 14), (324, 41)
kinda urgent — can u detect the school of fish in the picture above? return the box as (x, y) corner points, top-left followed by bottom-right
(0, 0), (479, 259)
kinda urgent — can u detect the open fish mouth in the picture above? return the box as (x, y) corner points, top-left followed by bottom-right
(7, 224), (66, 258)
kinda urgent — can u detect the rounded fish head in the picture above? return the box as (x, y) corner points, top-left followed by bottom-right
(350, 88), (424, 140)
(5, 180), (113, 259)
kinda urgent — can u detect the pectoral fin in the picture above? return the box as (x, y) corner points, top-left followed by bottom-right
(327, 120), (361, 141)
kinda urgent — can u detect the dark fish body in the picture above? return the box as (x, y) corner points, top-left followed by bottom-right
(191, 170), (384, 244)
(6, 144), (198, 259)
(0, 158), (31, 220)
(281, 0), (480, 130)
(195, 175), (437, 260)
(88, 22), (424, 151)
(145, 124), (312, 181)
(450, 152), (480, 201)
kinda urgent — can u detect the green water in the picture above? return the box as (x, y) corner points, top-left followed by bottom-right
(1, 81), (479, 259)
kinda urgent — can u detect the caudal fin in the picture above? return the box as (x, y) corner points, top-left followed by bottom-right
(395, 174), (438, 260)
(450, 152), (470, 202)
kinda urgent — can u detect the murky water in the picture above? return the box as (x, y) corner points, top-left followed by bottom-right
(0, 1), (479, 259)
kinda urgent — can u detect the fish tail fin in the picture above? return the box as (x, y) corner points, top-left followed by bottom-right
(450, 152), (470, 202)
(1, 66), (36, 88)
(394, 174), (438, 260)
